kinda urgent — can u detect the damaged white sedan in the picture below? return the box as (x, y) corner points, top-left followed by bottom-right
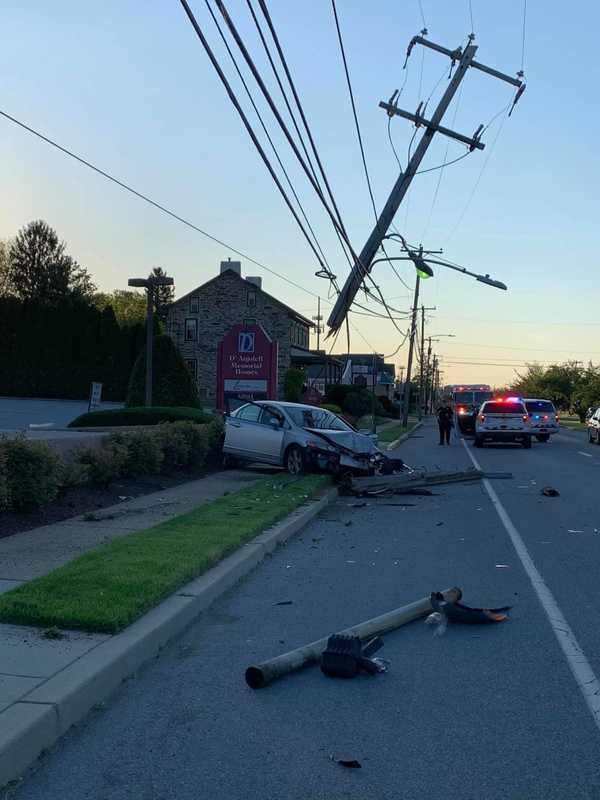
(222, 400), (401, 476)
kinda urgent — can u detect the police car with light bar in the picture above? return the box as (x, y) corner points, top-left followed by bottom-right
(474, 396), (532, 448)
(523, 398), (559, 442)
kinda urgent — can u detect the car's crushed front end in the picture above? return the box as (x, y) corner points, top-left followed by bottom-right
(303, 428), (408, 476)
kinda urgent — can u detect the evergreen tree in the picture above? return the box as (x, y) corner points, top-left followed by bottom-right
(126, 334), (199, 408)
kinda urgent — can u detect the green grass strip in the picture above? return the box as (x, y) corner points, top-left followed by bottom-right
(377, 420), (419, 444)
(0, 474), (329, 634)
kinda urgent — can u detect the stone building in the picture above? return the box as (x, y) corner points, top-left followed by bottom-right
(166, 260), (316, 403)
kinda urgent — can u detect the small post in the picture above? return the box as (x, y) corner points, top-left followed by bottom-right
(145, 287), (154, 407)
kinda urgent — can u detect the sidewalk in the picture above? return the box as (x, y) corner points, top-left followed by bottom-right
(0, 468), (270, 588)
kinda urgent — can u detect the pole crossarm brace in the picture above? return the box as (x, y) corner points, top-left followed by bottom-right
(326, 36), (520, 334)
(378, 102), (485, 151)
(411, 36), (523, 88)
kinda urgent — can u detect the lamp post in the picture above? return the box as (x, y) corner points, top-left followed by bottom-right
(128, 273), (174, 407)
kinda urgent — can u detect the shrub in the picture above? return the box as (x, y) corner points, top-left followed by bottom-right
(155, 420), (224, 472)
(76, 442), (127, 487)
(61, 462), (90, 489)
(342, 389), (373, 420)
(0, 448), (10, 512)
(126, 335), (199, 408)
(109, 431), (163, 477)
(284, 368), (306, 402)
(205, 417), (225, 465)
(0, 437), (63, 510)
(69, 406), (211, 428)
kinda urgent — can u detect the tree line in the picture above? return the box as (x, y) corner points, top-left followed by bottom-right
(510, 362), (600, 420)
(0, 220), (175, 400)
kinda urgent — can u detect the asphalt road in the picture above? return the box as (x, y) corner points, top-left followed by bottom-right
(0, 397), (122, 430)
(13, 421), (600, 800)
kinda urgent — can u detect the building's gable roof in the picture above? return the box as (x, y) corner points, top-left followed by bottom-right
(171, 269), (314, 327)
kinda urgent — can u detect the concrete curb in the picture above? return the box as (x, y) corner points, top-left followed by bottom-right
(386, 421), (424, 451)
(0, 486), (337, 788)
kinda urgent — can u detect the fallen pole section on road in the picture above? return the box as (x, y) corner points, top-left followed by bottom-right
(341, 468), (513, 496)
(245, 586), (462, 689)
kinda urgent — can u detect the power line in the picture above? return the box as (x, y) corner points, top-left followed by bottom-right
(417, 0), (427, 30)
(331, 0), (378, 222)
(520, 0), (527, 74)
(202, 0), (334, 278)
(0, 107), (329, 300)
(468, 0), (475, 35)
(177, 0), (330, 273)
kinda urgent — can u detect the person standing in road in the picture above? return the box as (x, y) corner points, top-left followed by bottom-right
(437, 400), (454, 445)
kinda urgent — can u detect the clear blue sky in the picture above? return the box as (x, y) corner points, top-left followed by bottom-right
(2, 0), (599, 386)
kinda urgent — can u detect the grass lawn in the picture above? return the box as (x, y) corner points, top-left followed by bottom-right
(0, 474), (329, 634)
(377, 419), (419, 444)
(560, 415), (587, 431)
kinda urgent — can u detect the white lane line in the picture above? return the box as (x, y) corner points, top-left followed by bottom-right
(463, 439), (600, 731)
(578, 451), (593, 458)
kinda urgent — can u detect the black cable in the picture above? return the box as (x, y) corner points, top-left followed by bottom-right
(331, 0), (378, 222)
(212, 0), (347, 273)
(0, 107), (325, 300)
(415, 150), (471, 175)
(178, 0), (329, 273)
(387, 116), (403, 175)
(203, 0), (334, 278)
(520, 0), (527, 74)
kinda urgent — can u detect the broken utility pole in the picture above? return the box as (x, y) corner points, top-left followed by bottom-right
(326, 35), (523, 334)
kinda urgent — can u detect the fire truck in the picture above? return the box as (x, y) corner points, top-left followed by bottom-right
(444, 384), (493, 434)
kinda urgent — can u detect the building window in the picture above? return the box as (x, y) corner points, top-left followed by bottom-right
(185, 359), (197, 379)
(184, 318), (198, 342)
(190, 295), (199, 313)
(244, 318), (256, 326)
(247, 290), (256, 307)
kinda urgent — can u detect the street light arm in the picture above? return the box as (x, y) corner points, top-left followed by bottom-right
(371, 255), (507, 291)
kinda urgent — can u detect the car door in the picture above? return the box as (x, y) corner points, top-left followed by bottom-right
(256, 406), (287, 463)
(224, 403), (263, 460)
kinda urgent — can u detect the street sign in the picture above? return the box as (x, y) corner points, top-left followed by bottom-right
(88, 382), (103, 412)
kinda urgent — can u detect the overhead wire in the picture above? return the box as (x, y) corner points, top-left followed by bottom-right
(202, 0), (334, 278)
(0, 107), (326, 300)
(468, 0), (475, 35)
(520, 0), (527, 75)
(177, 0), (330, 273)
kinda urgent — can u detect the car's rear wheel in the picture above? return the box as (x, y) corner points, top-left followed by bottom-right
(589, 429), (594, 443)
(536, 434), (550, 442)
(285, 445), (306, 475)
(474, 435), (483, 448)
(523, 436), (532, 449)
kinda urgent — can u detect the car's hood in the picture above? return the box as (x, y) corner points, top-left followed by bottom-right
(305, 428), (380, 456)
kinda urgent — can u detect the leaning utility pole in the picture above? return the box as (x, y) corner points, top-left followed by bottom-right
(326, 36), (523, 333)
(312, 297), (323, 351)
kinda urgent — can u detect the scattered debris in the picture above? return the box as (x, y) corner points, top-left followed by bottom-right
(425, 611), (448, 637)
(345, 521), (352, 527)
(42, 626), (65, 640)
(331, 757), (362, 769)
(321, 634), (384, 678)
(376, 502), (416, 507)
(495, 564), (510, 569)
(274, 601), (293, 606)
(542, 486), (560, 497)
(568, 529), (584, 534)
(430, 591), (511, 624)
(350, 501), (368, 508)
(436, 521), (444, 527)
(346, 560), (356, 564)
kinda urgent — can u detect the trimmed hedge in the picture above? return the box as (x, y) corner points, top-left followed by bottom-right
(0, 419), (225, 513)
(0, 437), (63, 510)
(69, 406), (212, 428)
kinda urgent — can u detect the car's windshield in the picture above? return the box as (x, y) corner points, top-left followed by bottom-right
(286, 407), (352, 431)
(525, 400), (555, 413)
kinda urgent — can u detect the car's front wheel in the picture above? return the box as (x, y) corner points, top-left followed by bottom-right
(536, 434), (550, 442)
(285, 445), (306, 475)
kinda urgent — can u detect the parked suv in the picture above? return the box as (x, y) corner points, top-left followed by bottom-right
(474, 398), (531, 448)
(524, 398), (559, 442)
(587, 407), (600, 444)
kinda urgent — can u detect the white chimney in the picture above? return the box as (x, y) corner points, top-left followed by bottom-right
(220, 258), (241, 276)
(246, 276), (262, 290)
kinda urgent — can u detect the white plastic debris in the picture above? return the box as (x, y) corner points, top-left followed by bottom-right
(425, 611), (447, 637)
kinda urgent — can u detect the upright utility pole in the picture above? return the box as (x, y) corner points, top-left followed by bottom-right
(401, 277), (420, 427)
(326, 36), (523, 333)
(418, 306), (426, 420)
(312, 297), (323, 351)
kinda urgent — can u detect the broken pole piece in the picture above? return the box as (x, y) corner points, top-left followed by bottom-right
(245, 586), (462, 689)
